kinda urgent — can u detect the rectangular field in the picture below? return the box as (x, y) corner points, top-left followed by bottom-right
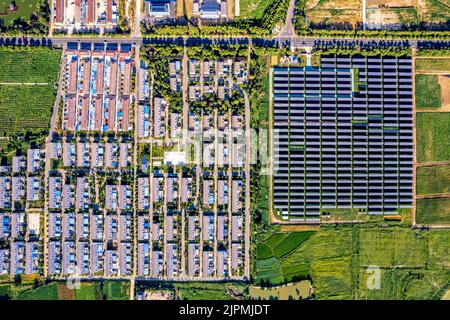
(0, 85), (55, 136)
(415, 58), (450, 72)
(416, 112), (450, 162)
(416, 198), (450, 225)
(367, 7), (419, 29)
(415, 75), (442, 109)
(305, 0), (362, 26)
(417, 165), (450, 195)
(0, 48), (61, 83)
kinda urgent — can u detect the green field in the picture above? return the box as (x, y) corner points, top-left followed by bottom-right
(0, 0), (38, 27)
(417, 165), (450, 195)
(416, 113), (450, 162)
(416, 59), (450, 72)
(238, 0), (272, 19)
(17, 282), (59, 300)
(0, 85), (55, 136)
(415, 75), (441, 109)
(416, 198), (450, 225)
(0, 48), (61, 83)
(103, 281), (129, 300)
(0, 48), (61, 137)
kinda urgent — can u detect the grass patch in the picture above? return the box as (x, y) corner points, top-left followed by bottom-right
(415, 75), (441, 109)
(417, 165), (450, 195)
(266, 233), (288, 249)
(416, 198), (450, 225)
(416, 113), (450, 162)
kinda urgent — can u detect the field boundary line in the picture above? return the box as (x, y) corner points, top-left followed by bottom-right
(416, 194), (450, 199)
(416, 161), (450, 167)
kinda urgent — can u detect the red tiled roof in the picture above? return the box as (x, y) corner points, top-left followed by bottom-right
(108, 98), (116, 131)
(56, 0), (63, 23)
(68, 97), (76, 130)
(80, 97), (89, 130)
(121, 97), (130, 131)
(107, 0), (113, 23)
(94, 98), (103, 130)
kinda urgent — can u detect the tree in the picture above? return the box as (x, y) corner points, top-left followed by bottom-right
(14, 274), (22, 286)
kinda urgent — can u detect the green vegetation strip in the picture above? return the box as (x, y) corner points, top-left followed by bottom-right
(415, 75), (441, 109)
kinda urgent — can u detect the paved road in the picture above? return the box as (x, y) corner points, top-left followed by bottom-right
(279, 0), (297, 39)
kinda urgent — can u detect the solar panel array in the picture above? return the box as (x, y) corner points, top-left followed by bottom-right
(273, 55), (413, 221)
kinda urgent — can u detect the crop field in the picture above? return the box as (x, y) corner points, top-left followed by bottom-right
(254, 225), (450, 299)
(75, 283), (99, 300)
(0, 48), (61, 137)
(0, 0), (38, 27)
(305, 0), (362, 26)
(417, 165), (450, 195)
(16, 282), (59, 300)
(416, 198), (450, 224)
(0, 49), (61, 83)
(415, 58), (450, 72)
(416, 112), (450, 162)
(0, 85), (55, 136)
(415, 75), (442, 109)
(358, 269), (450, 299)
(249, 280), (313, 300)
(238, 0), (272, 19)
(359, 229), (428, 268)
(103, 281), (129, 300)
